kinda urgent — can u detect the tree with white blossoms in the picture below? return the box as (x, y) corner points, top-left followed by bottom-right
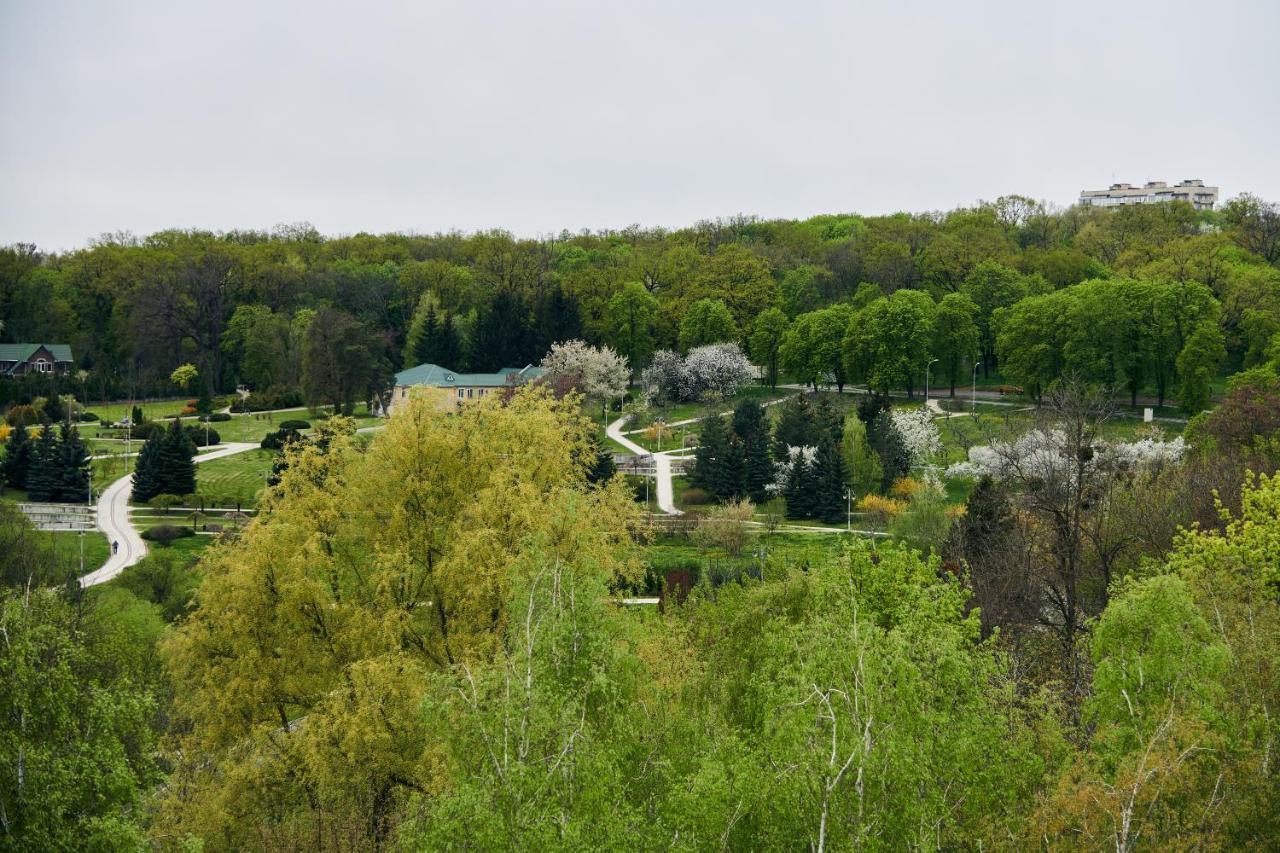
(641, 350), (688, 405)
(540, 340), (630, 423)
(642, 343), (754, 404)
(946, 431), (1186, 482)
(890, 408), (942, 466)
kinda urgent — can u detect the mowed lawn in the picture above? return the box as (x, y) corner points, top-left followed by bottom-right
(195, 448), (278, 507)
(48, 529), (111, 573)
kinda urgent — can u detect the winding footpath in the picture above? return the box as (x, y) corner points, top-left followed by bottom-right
(80, 442), (259, 587)
(607, 415), (684, 515)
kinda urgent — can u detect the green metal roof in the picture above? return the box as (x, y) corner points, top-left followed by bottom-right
(0, 343), (73, 371)
(394, 362), (544, 388)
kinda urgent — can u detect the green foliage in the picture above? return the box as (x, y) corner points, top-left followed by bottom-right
(779, 304), (855, 390)
(840, 413), (882, 497)
(0, 421), (32, 490)
(0, 587), (160, 850)
(748, 307), (789, 388)
(678, 297), (737, 351)
(131, 419), (196, 502)
(845, 289), (936, 393)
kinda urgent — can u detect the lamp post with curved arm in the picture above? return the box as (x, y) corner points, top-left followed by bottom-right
(972, 361), (982, 413)
(924, 357), (939, 404)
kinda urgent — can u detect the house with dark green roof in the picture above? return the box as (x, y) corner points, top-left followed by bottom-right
(388, 362), (544, 413)
(0, 344), (74, 377)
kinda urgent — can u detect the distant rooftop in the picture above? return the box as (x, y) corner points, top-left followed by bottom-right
(1080, 179), (1218, 210)
(394, 362), (544, 388)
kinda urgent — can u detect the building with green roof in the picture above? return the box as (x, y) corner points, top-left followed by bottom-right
(388, 362), (544, 413)
(0, 344), (74, 377)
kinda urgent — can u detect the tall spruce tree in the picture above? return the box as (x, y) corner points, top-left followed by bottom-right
(811, 435), (849, 524)
(26, 423), (60, 502)
(131, 429), (166, 502)
(0, 423), (32, 491)
(160, 418), (197, 498)
(412, 303), (440, 365)
(691, 414), (730, 495)
(436, 313), (463, 369)
(772, 394), (817, 458)
(55, 422), (91, 503)
(783, 450), (817, 520)
(732, 400), (773, 504)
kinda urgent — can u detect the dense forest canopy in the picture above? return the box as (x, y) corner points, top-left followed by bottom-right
(3, 193), (1278, 409)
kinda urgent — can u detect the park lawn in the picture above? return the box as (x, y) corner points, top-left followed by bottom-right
(194, 448), (278, 507)
(48, 529), (111, 574)
(83, 398), (193, 423)
(626, 385), (792, 433)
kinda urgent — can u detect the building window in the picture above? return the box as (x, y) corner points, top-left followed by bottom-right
(467, 388), (473, 399)
(456, 388), (464, 399)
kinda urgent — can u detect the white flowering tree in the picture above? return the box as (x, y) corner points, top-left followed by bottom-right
(540, 340), (630, 422)
(640, 350), (687, 405)
(890, 408), (942, 466)
(641, 343), (753, 404)
(683, 344), (754, 401)
(946, 430), (1187, 481)
(770, 445), (818, 494)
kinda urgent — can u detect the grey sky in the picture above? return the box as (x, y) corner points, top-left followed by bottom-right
(2, 0), (1277, 251)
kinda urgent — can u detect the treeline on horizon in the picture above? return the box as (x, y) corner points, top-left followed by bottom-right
(2, 192), (1278, 409)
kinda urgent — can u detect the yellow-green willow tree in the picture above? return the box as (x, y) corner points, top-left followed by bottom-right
(157, 389), (643, 850)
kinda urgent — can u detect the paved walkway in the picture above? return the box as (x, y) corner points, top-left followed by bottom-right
(80, 441), (259, 587)
(607, 416), (684, 515)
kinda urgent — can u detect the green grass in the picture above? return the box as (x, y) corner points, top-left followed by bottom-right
(626, 386), (792, 433)
(48, 529), (111, 573)
(194, 448), (278, 507)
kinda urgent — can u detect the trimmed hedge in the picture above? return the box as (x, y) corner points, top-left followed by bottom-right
(208, 412), (232, 422)
(278, 419), (310, 430)
(141, 524), (195, 546)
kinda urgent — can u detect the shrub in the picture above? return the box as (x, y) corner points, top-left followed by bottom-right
(4, 404), (38, 427)
(78, 411), (100, 422)
(890, 477), (922, 500)
(230, 388), (304, 413)
(691, 498), (758, 557)
(278, 419), (311, 431)
(856, 493), (907, 521)
(208, 412), (232, 422)
(261, 427), (302, 451)
(179, 406), (197, 416)
(185, 425), (221, 447)
(128, 421), (163, 442)
(682, 487), (712, 506)
(141, 524), (194, 547)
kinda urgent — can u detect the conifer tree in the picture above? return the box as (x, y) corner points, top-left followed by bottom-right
(731, 400), (773, 504)
(712, 435), (746, 501)
(813, 394), (845, 445)
(412, 303), (440, 365)
(0, 422), (32, 491)
(783, 450), (816, 520)
(811, 434), (849, 524)
(160, 418), (197, 498)
(131, 428), (166, 502)
(691, 414), (730, 495)
(56, 422), (91, 503)
(436, 313), (463, 369)
(772, 394), (816, 458)
(26, 423), (60, 501)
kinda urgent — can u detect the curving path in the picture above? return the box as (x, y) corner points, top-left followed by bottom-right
(80, 442), (259, 587)
(607, 415), (684, 515)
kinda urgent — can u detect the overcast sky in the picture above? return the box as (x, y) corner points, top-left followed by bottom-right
(2, 0), (1277, 251)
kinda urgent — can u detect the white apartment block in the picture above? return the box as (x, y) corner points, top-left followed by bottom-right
(1079, 179), (1218, 211)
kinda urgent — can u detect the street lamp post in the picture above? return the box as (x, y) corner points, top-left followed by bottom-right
(972, 361), (983, 413)
(844, 488), (852, 533)
(924, 358), (939, 404)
